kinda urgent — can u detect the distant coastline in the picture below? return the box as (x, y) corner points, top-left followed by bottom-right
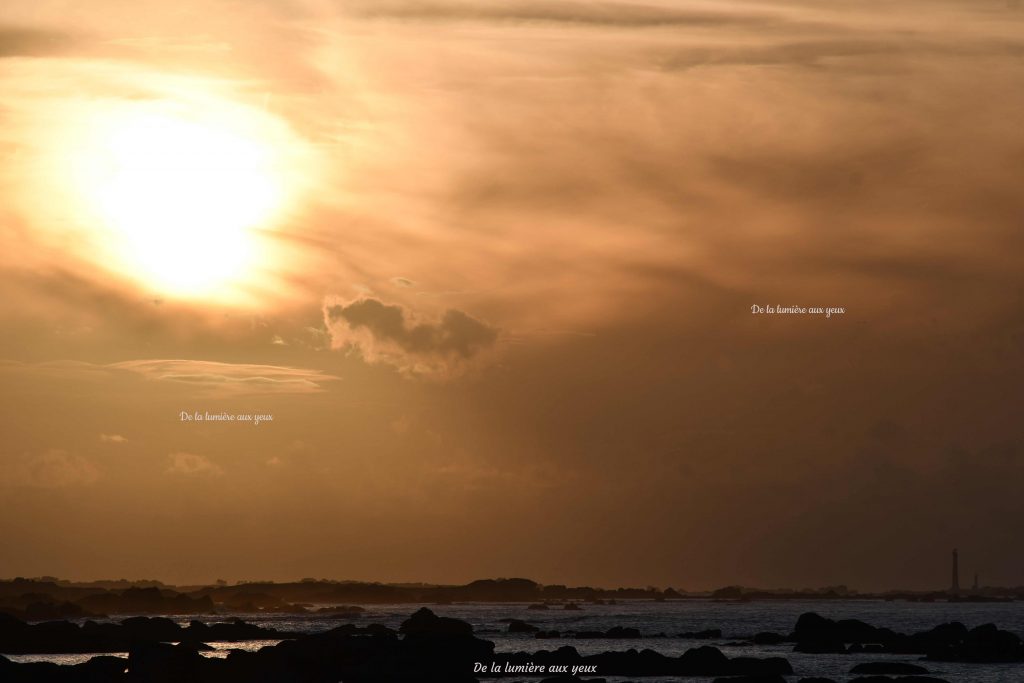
(2, 577), (1020, 619)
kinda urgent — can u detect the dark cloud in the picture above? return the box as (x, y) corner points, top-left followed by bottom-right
(324, 297), (498, 373)
(348, 0), (783, 28)
(0, 27), (79, 57)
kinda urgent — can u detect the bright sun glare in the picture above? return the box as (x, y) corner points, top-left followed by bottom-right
(61, 99), (300, 302)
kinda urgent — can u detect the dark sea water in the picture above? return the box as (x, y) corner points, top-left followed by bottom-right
(7, 600), (1024, 682)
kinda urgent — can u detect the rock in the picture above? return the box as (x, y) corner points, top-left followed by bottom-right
(398, 608), (494, 682)
(0, 609), (795, 683)
(508, 619), (540, 633)
(925, 622), (1024, 662)
(851, 662), (929, 675)
(535, 630), (561, 639)
(753, 632), (786, 645)
(712, 676), (787, 683)
(791, 612), (897, 647)
(127, 641), (206, 682)
(74, 655), (129, 681)
(786, 612), (1023, 662)
(0, 613), (294, 655)
(120, 616), (183, 642)
(0, 659), (67, 683)
(400, 607), (474, 638)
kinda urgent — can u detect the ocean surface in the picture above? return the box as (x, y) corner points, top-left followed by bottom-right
(6, 600), (1024, 682)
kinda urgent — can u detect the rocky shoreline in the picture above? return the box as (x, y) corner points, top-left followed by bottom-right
(2, 607), (1023, 682)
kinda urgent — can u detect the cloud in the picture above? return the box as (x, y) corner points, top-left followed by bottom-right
(167, 452), (223, 477)
(100, 433), (127, 443)
(114, 360), (338, 395)
(348, 1), (782, 28)
(5, 450), (99, 488)
(323, 297), (498, 374)
(0, 27), (79, 58)
(0, 359), (340, 396)
(109, 360), (339, 396)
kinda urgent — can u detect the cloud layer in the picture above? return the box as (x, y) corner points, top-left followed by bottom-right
(0, 0), (1022, 589)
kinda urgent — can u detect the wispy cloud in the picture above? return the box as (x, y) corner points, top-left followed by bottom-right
(113, 359), (339, 396)
(346, 1), (785, 28)
(4, 450), (99, 488)
(0, 359), (340, 396)
(167, 451), (223, 477)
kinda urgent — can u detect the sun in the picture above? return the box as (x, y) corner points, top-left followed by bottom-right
(62, 98), (301, 302)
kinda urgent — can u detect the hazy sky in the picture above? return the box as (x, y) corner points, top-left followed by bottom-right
(1, 0), (1023, 590)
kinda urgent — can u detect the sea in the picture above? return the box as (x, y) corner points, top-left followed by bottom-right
(6, 600), (1024, 682)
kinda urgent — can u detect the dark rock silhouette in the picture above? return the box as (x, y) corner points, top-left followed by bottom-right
(753, 631), (786, 645)
(790, 611), (1024, 662)
(507, 619), (540, 633)
(0, 613), (294, 654)
(0, 654), (126, 683)
(791, 612), (898, 651)
(1, 609), (793, 682)
(924, 622), (1023, 662)
(397, 607), (493, 682)
(127, 642), (207, 682)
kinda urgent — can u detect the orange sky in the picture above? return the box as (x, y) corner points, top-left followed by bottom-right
(1, 0), (1023, 590)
